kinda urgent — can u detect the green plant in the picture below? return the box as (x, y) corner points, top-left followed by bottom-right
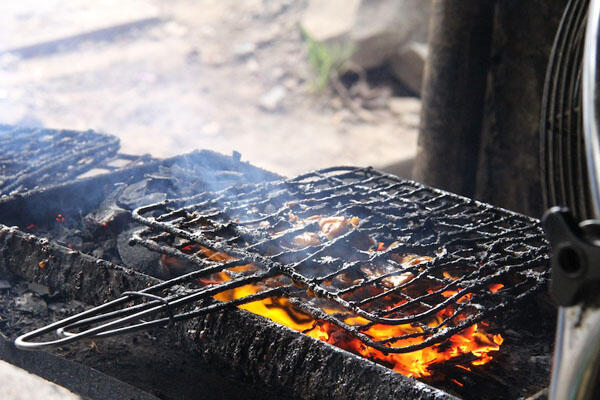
(301, 28), (354, 92)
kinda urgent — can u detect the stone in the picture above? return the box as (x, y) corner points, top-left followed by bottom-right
(388, 96), (421, 115)
(301, 0), (361, 42)
(389, 41), (428, 95)
(0, 280), (10, 290)
(300, 0), (431, 69)
(245, 57), (259, 73)
(232, 42), (257, 59)
(259, 86), (286, 112)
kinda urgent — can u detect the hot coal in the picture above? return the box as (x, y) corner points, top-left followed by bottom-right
(14, 293), (48, 316)
(117, 228), (163, 277)
(13, 151), (278, 280)
(0, 151), (553, 399)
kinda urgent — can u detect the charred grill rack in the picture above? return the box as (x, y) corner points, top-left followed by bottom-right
(0, 125), (147, 196)
(0, 154), (462, 400)
(17, 167), (550, 355)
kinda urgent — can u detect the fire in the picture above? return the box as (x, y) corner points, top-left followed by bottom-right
(214, 279), (503, 378)
(183, 225), (504, 379)
(489, 283), (504, 293)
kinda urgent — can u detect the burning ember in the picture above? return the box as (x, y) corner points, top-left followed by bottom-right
(212, 271), (503, 378)
(183, 218), (505, 379)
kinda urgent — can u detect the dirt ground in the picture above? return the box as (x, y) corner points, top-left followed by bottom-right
(0, 0), (419, 177)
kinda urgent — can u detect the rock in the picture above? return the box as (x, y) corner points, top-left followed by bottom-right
(301, 0), (431, 69)
(356, 108), (376, 122)
(15, 293), (48, 316)
(246, 57), (259, 73)
(282, 77), (299, 90)
(388, 96), (421, 115)
(259, 86), (286, 112)
(164, 21), (188, 37)
(201, 48), (225, 66)
(0, 280), (10, 290)
(233, 42), (257, 59)
(301, 0), (361, 43)
(389, 41), (428, 95)
(330, 97), (343, 110)
(351, 0), (431, 69)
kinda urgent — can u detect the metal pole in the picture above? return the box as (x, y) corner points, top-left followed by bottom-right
(413, 0), (495, 197)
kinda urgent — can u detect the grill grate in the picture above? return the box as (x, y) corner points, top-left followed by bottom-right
(0, 125), (121, 195)
(129, 167), (549, 352)
(16, 167), (550, 354)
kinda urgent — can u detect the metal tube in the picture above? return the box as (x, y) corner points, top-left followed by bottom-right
(414, 0), (495, 197)
(584, 0), (600, 216)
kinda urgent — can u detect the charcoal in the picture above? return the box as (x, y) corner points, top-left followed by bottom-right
(118, 179), (167, 210)
(85, 184), (131, 228)
(26, 282), (50, 297)
(92, 248), (104, 259)
(14, 293), (48, 316)
(48, 300), (87, 315)
(47, 302), (66, 314)
(117, 228), (163, 277)
(85, 205), (130, 228)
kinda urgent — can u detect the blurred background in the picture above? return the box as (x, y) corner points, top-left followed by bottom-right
(0, 0), (428, 176)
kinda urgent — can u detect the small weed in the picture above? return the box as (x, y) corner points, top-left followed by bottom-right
(301, 28), (354, 92)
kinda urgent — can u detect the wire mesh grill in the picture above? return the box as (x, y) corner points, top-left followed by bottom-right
(0, 125), (120, 195)
(127, 166), (549, 353)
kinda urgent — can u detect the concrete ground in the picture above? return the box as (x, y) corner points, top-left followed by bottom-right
(0, 360), (80, 400)
(0, 0), (419, 177)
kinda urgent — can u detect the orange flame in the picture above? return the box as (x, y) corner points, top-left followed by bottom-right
(187, 235), (504, 378)
(214, 280), (503, 378)
(489, 283), (504, 293)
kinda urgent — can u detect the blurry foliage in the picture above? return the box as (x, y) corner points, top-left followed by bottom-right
(301, 28), (354, 92)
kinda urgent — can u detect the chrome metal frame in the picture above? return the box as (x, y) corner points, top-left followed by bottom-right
(550, 0), (600, 398)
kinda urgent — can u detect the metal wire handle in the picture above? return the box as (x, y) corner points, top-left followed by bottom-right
(15, 166), (549, 354)
(14, 264), (289, 350)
